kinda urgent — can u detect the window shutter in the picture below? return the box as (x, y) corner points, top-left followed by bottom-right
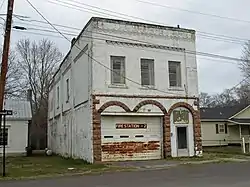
(225, 123), (228, 134)
(215, 124), (219, 134)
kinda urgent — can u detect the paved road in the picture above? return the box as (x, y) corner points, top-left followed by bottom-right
(1, 162), (250, 187)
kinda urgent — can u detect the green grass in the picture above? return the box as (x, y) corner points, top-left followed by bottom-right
(0, 155), (107, 180)
(203, 146), (250, 158)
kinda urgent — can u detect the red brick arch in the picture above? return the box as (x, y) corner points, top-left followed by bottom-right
(168, 102), (202, 154)
(98, 101), (131, 113)
(132, 100), (167, 114)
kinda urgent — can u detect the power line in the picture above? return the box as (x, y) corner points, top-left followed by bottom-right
(134, 0), (250, 25)
(205, 75), (250, 106)
(11, 25), (239, 65)
(47, 0), (250, 45)
(25, 0), (179, 96)
(0, 0), (5, 11)
(14, 15), (250, 44)
(25, 0), (248, 96)
(12, 27), (240, 66)
(14, 23), (246, 63)
(13, 29), (74, 39)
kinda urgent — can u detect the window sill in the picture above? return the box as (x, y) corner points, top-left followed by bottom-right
(108, 84), (128, 89)
(169, 87), (184, 91)
(140, 86), (156, 90)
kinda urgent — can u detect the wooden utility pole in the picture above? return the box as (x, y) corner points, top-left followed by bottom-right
(0, 0), (15, 177)
(0, 0), (15, 113)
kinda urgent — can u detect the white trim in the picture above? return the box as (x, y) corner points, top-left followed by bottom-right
(101, 112), (164, 116)
(229, 105), (250, 119)
(227, 119), (250, 125)
(201, 119), (227, 122)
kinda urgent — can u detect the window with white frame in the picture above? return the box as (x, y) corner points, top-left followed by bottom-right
(66, 79), (70, 103)
(57, 86), (59, 109)
(0, 128), (8, 146)
(168, 61), (181, 87)
(216, 124), (226, 134)
(111, 56), (125, 85)
(219, 124), (225, 133)
(141, 58), (155, 86)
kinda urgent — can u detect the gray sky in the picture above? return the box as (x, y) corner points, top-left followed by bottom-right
(1, 0), (248, 94)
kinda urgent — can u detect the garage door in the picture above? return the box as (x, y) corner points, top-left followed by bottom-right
(101, 116), (162, 162)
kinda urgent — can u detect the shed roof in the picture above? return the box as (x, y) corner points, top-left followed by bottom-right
(200, 104), (249, 120)
(4, 99), (32, 120)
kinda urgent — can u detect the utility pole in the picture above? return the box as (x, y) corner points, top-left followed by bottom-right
(0, 0), (15, 177)
(0, 0), (15, 112)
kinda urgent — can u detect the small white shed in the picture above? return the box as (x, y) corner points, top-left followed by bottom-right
(0, 99), (32, 156)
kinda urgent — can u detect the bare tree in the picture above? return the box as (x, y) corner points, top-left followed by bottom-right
(199, 92), (213, 107)
(211, 89), (238, 107)
(16, 39), (63, 149)
(234, 83), (250, 105)
(0, 50), (26, 98)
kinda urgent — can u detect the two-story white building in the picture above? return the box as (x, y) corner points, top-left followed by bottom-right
(48, 17), (202, 163)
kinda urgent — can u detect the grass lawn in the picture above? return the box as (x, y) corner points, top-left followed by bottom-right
(167, 150), (250, 162)
(0, 155), (112, 180)
(203, 146), (244, 155)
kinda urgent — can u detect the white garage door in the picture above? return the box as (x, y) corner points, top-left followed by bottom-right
(101, 116), (163, 162)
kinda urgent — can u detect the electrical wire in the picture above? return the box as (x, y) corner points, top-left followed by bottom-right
(134, 0), (250, 25)
(204, 75), (250, 106)
(14, 24), (244, 64)
(48, 0), (250, 45)
(15, 23), (248, 63)
(12, 28), (240, 66)
(25, 0), (249, 96)
(25, 0), (181, 96)
(0, 0), (5, 11)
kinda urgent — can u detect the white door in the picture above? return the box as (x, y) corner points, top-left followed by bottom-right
(101, 116), (162, 161)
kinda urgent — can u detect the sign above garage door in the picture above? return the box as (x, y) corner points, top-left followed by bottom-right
(116, 123), (147, 129)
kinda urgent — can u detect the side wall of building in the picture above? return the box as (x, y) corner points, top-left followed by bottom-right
(48, 23), (94, 163)
(0, 120), (28, 155)
(201, 121), (229, 146)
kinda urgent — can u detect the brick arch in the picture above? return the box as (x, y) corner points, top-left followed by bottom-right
(168, 102), (202, 155)
(132, 100), (167, 114)
(98, 101), (131, 113)
(168, 102), (197, 118)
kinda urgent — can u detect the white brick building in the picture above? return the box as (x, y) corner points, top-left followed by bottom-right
(48, 17), (202, 163)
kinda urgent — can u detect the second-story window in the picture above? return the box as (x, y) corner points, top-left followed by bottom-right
(57, 86), (59, 109)
(141, 58), (155, 86)
(66, 79), (70, 103)
(168, 61), (181, 87)
(111, 56), (125, 85)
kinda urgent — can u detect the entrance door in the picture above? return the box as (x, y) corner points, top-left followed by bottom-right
(177, 127), (189, 156)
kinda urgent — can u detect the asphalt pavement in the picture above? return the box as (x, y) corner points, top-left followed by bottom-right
(1, 162), (250, 187)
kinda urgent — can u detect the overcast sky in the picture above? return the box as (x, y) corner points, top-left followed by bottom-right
(0, 0), (248, 94)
